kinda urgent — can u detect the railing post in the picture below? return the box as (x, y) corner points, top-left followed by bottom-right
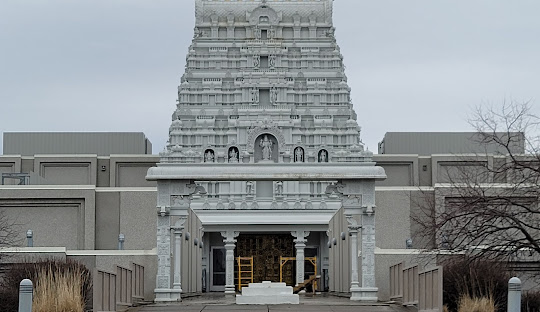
(18, 279), (33, 312)
(508, 277), (521, 312)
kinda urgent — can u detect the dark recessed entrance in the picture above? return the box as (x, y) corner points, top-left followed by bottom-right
(235, 234), (295, 286)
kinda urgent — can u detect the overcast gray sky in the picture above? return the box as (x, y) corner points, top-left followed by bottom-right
(1, 0), (539, 154)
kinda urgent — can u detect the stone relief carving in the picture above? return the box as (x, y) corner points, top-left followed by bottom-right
(324, 182), (345, 196)
(259, 135), (273, 160)
(246, 181), (254, 196)
(319, 149), (329, 162)
(246, 119), (286, 152)
(269, 55), (276, 68)
(253, 54), (260, 69)
(249, 4), (279, 26)
(275, 181), (283, 196)
(171, 195), (190, 208)
(250, 87), (259, 104)
(228, 147), (239, 163)
(294, 147), (304, 162)
(204, 150), (215, 162)
(270, 86), (278, 104)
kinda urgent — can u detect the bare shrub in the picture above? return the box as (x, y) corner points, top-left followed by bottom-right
(442, 257), (510, 312)
(522, 290), (540, 312)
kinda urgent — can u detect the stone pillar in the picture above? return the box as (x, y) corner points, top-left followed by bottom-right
(155, 206), (178, 302)
(291, 231), (310, 286)
(221, 230), (239, 295)
(346, 215), (361, 298)
(341, 180), (379, 302)
(172, 218), (186, 293)
(154, 182), (202, 302)
(360, 205), (378, 301)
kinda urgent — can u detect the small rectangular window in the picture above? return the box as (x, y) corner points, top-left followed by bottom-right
(260, 56), (269, 68)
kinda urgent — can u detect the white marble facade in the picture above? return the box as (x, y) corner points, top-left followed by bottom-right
(148, 0), (385, 303)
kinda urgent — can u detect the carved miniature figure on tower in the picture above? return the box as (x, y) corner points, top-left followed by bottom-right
(259, 135), (273, 160)
(270, 87), (278, 105)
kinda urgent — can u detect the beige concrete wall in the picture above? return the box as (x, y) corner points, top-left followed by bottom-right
(95, 191), (120, 250)
(0, 156), (22, 185)
(375, 189), (412, 249)
(119, 189), (157, 250)
(0, 187), (96, 249)
(34, 156), (97, 185)
(110, 156), (158, 187)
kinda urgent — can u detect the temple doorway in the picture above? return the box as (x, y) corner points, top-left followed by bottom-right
(235, 234), (295, 286)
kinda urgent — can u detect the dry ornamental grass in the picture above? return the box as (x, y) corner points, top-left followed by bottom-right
(458, 295), (496, 312)
(33, 266), (86, 312)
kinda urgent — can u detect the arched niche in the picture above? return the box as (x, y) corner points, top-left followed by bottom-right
(254, 134), (278, 163)
(318, 149), (329, 163)
(204, 149), (215, 163)
(228, 146), (239, 163)
(249, 4), (279, 26)
(293, 147), (305, 163)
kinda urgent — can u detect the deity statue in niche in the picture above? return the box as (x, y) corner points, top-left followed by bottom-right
(246, 181), (254, 195)
(253, 55), (260, 69)
(270, 87), (278, 104)
(269, 55), (276, 68)
(319, 150), (328, 162)
(259, 135), (273, 160)
(229, 147), (239, 163)
(294, 147), (304, 162)
(275, 181), (283, 196)
(251, 88), (259, 104)
(204, 150), (215, 163)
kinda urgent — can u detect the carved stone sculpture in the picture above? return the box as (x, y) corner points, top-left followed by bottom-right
(259, 135), (273, 160)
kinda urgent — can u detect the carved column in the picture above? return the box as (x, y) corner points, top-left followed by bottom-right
(341, 179), (378, 302)
(221, 230), (239, 295)
(172, 218), (186, 293)
(154, 182), (204, 302)
(155, 205), (176, 302)
(360, 205), (378, 300)
(291, 230), (310, 286)
(346, 215), (361, 295)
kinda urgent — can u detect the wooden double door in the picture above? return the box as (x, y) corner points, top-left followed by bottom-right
(235, 234), (295, 286)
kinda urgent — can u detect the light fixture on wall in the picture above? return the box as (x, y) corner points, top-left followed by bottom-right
(405, 238), (413, 249)
(118, 233), (125, 250)
(26, 229), (33, 247)
(332, 238), (337, 246)
(194, 238), (199, 246)
(185, 232), (191, 241)
(341, 232), (346, 240)
(327, 240), (332, 248)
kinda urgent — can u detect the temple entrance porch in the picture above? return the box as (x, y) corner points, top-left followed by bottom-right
(206, 231), (326, 293)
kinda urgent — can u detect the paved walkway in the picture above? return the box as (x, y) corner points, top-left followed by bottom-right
(130, 294), (412, 312)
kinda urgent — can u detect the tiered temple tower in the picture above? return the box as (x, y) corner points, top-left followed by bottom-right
(148, 0), (384, 303)
(162, 0), (366, 165)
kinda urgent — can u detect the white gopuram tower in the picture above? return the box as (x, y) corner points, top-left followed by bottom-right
(147, 0), (385, 303)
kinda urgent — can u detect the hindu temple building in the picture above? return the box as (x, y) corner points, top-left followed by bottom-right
(147, 0), (385, 302)
(1, 0), (535, 308)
